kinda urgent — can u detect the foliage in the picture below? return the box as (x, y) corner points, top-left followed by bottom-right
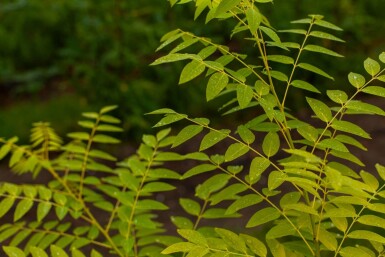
(1, 0), (385, 139)
(1, 0), (385, 257)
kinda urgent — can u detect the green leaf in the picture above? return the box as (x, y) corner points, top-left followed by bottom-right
(246, 8), (262, 33)
(50, 245), (69, 257)
(172, 125), (203, 148)
(318, 138), (348, 152)
(298, 63), (333, 79)
(240, 234), (267, 257)
(362, 86), (385, 97)
(206, 72), (229, 101)
(0, 198), (15, 218)
(210, 183), (247, 205)
(284, 203), (318, 216)
(309, 31), (344, 42)
(99, 114), (121, 124)
(200, 129), (230, 151)
(198, 46), (217, 59)
(179, 198), (201, 216)
(179, 60), (205, 84)
(92, 134), (120, 144)
(262, 132), (280, 157)
(9, 148), (24, 167)
(171, 216), (194, 229)
(303, 44), (343, 57)
(196, 174), (230, 200)
(267, 71), (288, 82)
(306, 97), (332, 122)
(154, 113), (187, 127)
(360, 170), (379, 191)
(348, 72), (365, 88)
(30, 247), (49, 257)
(260, 26), (281, 43)
(335, 134), (367, 150)
(330, 150), (364, 166)
(379, 52), (385, 63)
(237, 125), (255, 144)
(0, 144), (11, 160)
(291, 80), (320, 93)
(170, 38), (199, 54)
(96, 124), (123, 132)
(364, 57), (380, 76)
(67, 132), (89, 141)
(182, 164), (216, 179)
(215, 228), (247, 253)
(136, 200), (168, 210)
(318, 228), (337, 251)
(376, 164), (385, 181)
(215, 0), (241, 17)
(142, 182), (175, 193)
(266, 55), (294, 64)
(266, 222), (296, 239)
(71, 249), (86, 257)
(224, 143), (249, 162)
(14, 199), (33, 221)
(314, 19), (343, 31)
(345, 100), (385, 116)
(90, 250), (103, 257)
(178, 229), (207, 246)
(348, 230), (385, 244)
(254, 80), (269, 96)
(151, 53), (195, 65)
(37, 202), (52, 222)
(358, 215), (385, 229)
(327, 90), (348, 104)
(162, 242), (196, 254)
(297, 125), (318, 142)
(246, 207), (280, 228)
(378, 75), (385, 82)
(237, 85), (254, 108)
(226, 194), (263, 214)
(284, 149), (322, 163)
(268, 171), (286, 190)
(340, 247), (373, 257)
(3, 246), (26, 257)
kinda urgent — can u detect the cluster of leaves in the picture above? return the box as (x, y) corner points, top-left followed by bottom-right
(0, 106), (191, 256)
(148, 0), (385, 257)
(1, 0), (385, 257)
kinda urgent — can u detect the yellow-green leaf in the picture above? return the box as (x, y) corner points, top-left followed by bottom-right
(364, 57), (380, 76)
(179, 60), (205, 84)
(237, 85), (254, 108)
(262, 132), (280, 157)
(291, 80), (320, 93)
(348, 72), (365, 88)
(14, 199), (33, 221)
(154, 113), (186, 127)
(348, 230), (385, 244)
(303, 44), (343, 57)
(206, 72), (229, 101)
(298, 63), (333, 80)
(306, 97), (332, 122)
(246, 207), (280, 228)
(225, 143), (249, 162)
(172, 125), (203, 148)
(3, 246), (26, 257)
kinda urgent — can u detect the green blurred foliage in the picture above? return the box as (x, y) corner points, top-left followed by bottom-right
(0, 0), (384, 140)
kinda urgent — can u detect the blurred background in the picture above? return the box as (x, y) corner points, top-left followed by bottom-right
(0, 0), (384, 143)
